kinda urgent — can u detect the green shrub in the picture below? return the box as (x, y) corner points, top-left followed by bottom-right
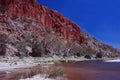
(27, 66), (43, 77)
(0, 43), (6, 55)
(96, 52), (102, 58)
(48, 66), (64, 78)
(16, 74), (25, 79)
(84, 55), (91, 59)
(21, 66), (64, 79)
(0, 32), (8, 43)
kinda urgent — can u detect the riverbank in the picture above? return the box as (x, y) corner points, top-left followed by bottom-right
(0, 56), (120, 80)
(0, 56), (66, 80)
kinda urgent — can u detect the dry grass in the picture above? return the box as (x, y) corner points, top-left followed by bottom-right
(48, 66), (64, 78)
(17, 65), (64, 79)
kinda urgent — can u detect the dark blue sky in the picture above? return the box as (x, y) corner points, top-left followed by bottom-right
(37, 0), (120, 49)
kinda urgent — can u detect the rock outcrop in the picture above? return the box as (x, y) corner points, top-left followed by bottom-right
(0, 0), (86, 44)
(0, 0), (119, 57)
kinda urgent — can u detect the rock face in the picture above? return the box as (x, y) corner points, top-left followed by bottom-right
(0, 0), (119, 57)
(0, 0), (86, 44)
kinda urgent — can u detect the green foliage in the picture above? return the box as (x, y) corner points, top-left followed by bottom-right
(15, 36), (32, 58)
(0, 32), (10, 56)
(48, 67), (64, 78)
(95, 52), (102, 58)
(45, 33), (66, 56)
(16, 74), (25, 79)
(24, 24), (30, 30)
(0, 43), (6, 55)
(16, 66), (64, 79)
(28, 66), (64, 79)
(62, 41), (84, 57)
(31, 37), (45, 57)
(15, 29), (86, 57)
(0, 32), (9, 43)
(30, 32), (86, 57)
(27, 66), (43, 77)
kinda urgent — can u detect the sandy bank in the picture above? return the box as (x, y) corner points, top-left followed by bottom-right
(104, 59), (120, 62)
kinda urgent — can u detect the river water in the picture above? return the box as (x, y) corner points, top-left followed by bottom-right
(1, 60), (120, 80)
(61, 60), (120, 80)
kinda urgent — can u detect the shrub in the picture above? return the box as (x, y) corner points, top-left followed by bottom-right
(84, 55), (91, 59)
(0, 43), (6, 55)
(96, 52), (102, 58)
(16, 74), (25, 79)
(27, 66), (43, 77)
(23, 66), (64, 79)
(30, 38), (45, 57)
(76, 53), (81, 57)
(0, 32), (8, 43)
(48, 66), (64, 78)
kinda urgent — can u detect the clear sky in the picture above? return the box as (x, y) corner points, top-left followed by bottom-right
(37, 0), (120, 49)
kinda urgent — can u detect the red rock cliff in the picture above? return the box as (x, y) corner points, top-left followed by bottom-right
(0, 0), (86, 44)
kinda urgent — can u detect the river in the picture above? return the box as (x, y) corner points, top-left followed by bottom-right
(61, 60), (120, 80)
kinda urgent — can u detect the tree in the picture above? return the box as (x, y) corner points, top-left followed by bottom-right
(45, 34), (65, 56)
(63, 41), (84, 57)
